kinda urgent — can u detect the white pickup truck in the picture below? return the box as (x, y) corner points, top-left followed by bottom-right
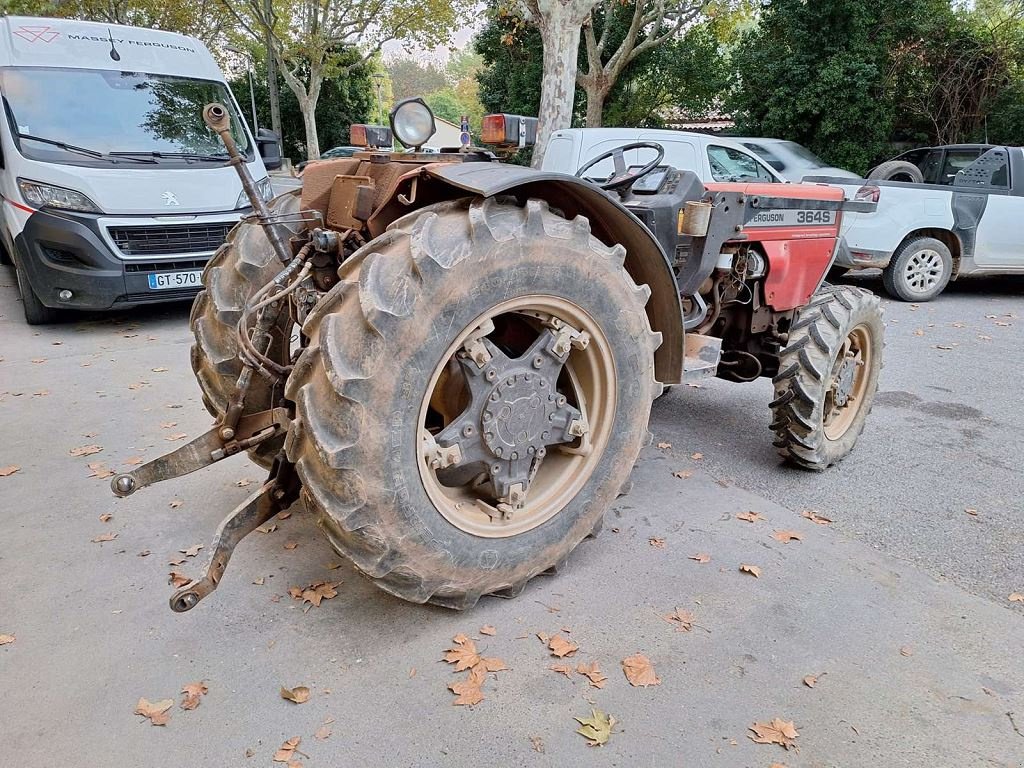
(815, 145), (1024, 301)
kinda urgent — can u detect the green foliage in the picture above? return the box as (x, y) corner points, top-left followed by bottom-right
(424, 88), (465, 124)
(475, 4), (548, 117)
(229, 49), (374, 161)
(384, 51), (486, 133)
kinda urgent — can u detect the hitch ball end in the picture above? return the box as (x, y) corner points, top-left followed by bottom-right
(202, 102), (231, 133)
(170, 590), (200, 613)
(111, 474), (137, 497)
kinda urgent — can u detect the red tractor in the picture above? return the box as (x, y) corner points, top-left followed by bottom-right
(112, 100), (883, 612)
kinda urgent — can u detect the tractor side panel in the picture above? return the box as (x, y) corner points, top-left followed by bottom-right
(759, 237), (837, 311)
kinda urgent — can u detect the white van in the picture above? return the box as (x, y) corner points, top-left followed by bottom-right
(0, 16), (281, 323)
(540, 127), (786, 184)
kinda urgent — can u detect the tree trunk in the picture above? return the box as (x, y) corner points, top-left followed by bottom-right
(530, 2), (597, 167)
(279, 61), (324, 160)
(583, 82), (608, 128)
(301, 100), (321, 160)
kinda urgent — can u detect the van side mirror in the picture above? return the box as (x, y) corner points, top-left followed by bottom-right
(256, 128), (282, 171)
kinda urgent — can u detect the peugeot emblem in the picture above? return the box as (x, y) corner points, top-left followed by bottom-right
(162, 191), (180, 206)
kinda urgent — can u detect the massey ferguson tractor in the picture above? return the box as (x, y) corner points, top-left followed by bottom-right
(111, 99), (883, 612)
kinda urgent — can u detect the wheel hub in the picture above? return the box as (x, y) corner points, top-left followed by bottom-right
(832, 356), (857, 407)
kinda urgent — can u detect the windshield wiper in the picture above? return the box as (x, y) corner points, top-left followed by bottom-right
(111, 151), (230, 163)
(18, 134), (158, 164)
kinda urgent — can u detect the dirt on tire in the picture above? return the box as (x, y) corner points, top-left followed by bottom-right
(190, 190), (300, 468)
(770, 284), (884, 469)
(284, 196), (661, 608)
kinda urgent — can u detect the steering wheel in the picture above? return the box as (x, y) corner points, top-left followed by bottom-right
(575, 142), (666, 191)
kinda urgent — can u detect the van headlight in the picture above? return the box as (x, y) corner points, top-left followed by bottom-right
(18, 179), (101, 213)
(236, 177), (274, 209)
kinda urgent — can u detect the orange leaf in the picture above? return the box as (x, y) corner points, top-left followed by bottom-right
(0, 634), (15, 645)
(443, 635), (481, 671)
(548, 635), (578, 658)
(168, 571), (190, 588)
(664, 608), (695, 632)
(801, 509), (832, 525)
(688, 553), (710, 564)
(0, 466), (20, 477)
(649, 537), (666, 548)
(672, 470), (692, 479)
(621, 654), (660, 687)
(802, 674), (817, 688)
(1008, 592), (1024, 603)
(69, 444), (102, 457)
(656, 442), (672, 449)
(280, 685), (310, 704)
(99, 513), (112, 522)
(180, 681), (208, 710)
(549, 664), (573, 679)
(749, 718), (799, 749)
(273, 736), (301, 763)
(576, 661), (608, 689)
(134, 697), (174, 726)
(91, 532), (117, 543)
(690, 452), (704, 460)
(736, 511), (765, 523)
(479, 625), (496, 636)
(771, 530), (803, 543)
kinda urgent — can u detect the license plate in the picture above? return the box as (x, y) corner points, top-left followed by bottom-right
(147, 270), (202, 290)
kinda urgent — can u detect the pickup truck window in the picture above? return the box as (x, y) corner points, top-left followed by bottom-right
(708, 145), (777, 183)
(954, 148), (1010, 189)
(941, 149), (986, 185)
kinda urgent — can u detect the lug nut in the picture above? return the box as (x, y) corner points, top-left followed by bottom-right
(533, 356), (543, 368)
(462, 425), (474, 437)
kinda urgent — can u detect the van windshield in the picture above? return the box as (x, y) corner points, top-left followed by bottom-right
(0, 67), (251, 167)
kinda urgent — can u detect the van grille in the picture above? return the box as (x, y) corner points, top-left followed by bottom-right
(109, 223), (233, 256)
(123, 258), (209, 273)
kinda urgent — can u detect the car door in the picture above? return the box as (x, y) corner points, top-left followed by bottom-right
(958, 148), (1020, 267)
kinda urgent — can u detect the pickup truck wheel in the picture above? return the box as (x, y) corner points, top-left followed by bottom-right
(771, 285), (884, 470)
(882, 237), (952, 302)
(285, 197), (661, 608)
(868, 160), (924, 183)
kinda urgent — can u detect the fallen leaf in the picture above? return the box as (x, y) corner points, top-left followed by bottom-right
(99, 513), (112, 522)
(151, 367), (169, 372)
(672, 470), (692, 479)
(253, 577), (265, 585)
(235, 478), (252, 487)
(664, 607), (695, 632)
(965, 508), (978, 516)
(622, 653), (660, 687)
(324, 561), (343, 570)
(913, 328), (925, 336)
(740, 563), (761, 578)
(530, 735), (545, 753)
(256, 524), (278, 534)
(978, 334), (993, 341)
(649, 537), (666, 548)
(124, 457), (144, 466)
(30, 357), (46, 364)
(803, 674), (817, 688)
(749, 718), (799, 749)
(549, 664), (574, 678)
(548, 635), (578, 658)
(134, 697), (174, 726)
(0, 634), (15, 645)
(900, 645), (914, 657)
(128, 381), (149, 390)
(91, 532), (117, 543)
(1010, 593), (1024, 603)
(168, 556), (186, 566)
(577, 661), (608, 689)
(772, 530), (803, 543)
(934, 344), (955, 350)
(690, 452), (704, 460)
(169, 499), (183, 509)
(32, 390), (49, 397)
(284, 541), (298, 550)
(288, 581), (340, 607)
(575, 709), (615, 746)
(657, 442), (672, 449)
(314, 724), (332, 741)
(277, 511), (292, 520)
(801, 509), (832, 525)
(87, 462), (114, 479)
(444, 634), (482, 671)
(449, 667), (486, 706)
(273, 737), (301, 763)
(280, 686), (310, 704)
(479, 625), (496, 636)
(689, 553), (710, 564)
(408, 668), (416, 678)
(736, 511), (765, 523)
(160, 421), (178, 429)
(169, 571), (190, 588)
(70, 444), (102, 457)
(180, 544), (203, 557)
(165, 433), (188, 442)
(137, 550), (151, 557)
(0, 466), (20, 477)
(180, 681), (208, 710)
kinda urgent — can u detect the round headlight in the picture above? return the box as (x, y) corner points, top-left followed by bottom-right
(389, 98), (436, 149)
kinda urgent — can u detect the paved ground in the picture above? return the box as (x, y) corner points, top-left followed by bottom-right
(1, 269), (1022, 767)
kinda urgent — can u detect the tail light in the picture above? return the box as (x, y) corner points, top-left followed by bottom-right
(482, 114), (538, 148)
(350, 124), (393, 149)
(854, 184), (880, 203)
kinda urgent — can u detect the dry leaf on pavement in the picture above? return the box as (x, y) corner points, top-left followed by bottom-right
(900, 645), (914, 657)
(772, 530), (803, 543)
(749, 718), (799, 749)
(649, 537), (666, 548)
(151, 367), (168, 372)
(736, 511), (765, 523)
(314, 723), (332, 741)
(87, 462), (115, 479)
(256, 524), (278, 534)
(576, 661), (608, 689)
(169, 571), (190, 588)
(443, 634), (482, 671)
(91, 532), (117, 543)
(657, 442), (672, 449)
(273, 737), (301, 763)
(672, 469), (692, 479)
(479, 624), (496, 636)
(801, 509), (832, 525)
(664, 608), (695, 632)
(70, 444), (102, 457)
(621, 654), (660, 687)
(689, 553), (710, 564)
(165, 433), (188, 442)
(280, 686), (311, 704)
(575, 709), (615, 746)
(530, 735), (545, 753)
(1009, 593), (1024, 603)
(802, 675), (817, 688)
(235, 478), (252, 487)
(449, 667), (486, 706)
(0, 466), (20, 477)
(168, 556), (186, 566)
(180, 681), (208, 710)
(740, 563), (761, 578)
(690, 452), (704, 460)
(283, 541), (298, 550)
(0, 634), (15, 645)
(288, 581), (340, 607)
(180, 544), (203, 557)
(134, 697), (174, 726)
(549, 664), (574, 679)
(548, 635), (578, 658)
(99, 513), (112, 522)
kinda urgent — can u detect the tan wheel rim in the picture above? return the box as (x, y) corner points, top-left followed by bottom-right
(823, 324), (871, 441)
(417, 295), (616, 538)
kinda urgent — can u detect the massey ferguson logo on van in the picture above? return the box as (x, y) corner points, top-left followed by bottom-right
(13, 25), (59, 43)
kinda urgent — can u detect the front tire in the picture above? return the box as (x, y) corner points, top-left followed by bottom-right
(881, 237), (952, 302)
(285, 197), (661, 608)
(771, 285), (883, 470)
(13, 253), (62, 325)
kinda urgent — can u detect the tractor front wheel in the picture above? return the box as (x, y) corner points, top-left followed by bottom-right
(285, 197), (661, 608)
(770, 285), (884, 470)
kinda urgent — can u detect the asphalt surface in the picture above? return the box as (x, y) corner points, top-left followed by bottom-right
(1, 267), (1022, 766)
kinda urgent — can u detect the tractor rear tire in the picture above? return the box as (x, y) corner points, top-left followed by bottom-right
(770, 285), (883, 470)
(285, 197), (661, 608)
(190, 191), (301, 468)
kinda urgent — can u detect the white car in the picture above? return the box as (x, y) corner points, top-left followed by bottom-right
(541, 128), (786, 184)
(733, 137), (859, 182)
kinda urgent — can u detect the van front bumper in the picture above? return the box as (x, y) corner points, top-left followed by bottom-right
(13, 207), (240, 311)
